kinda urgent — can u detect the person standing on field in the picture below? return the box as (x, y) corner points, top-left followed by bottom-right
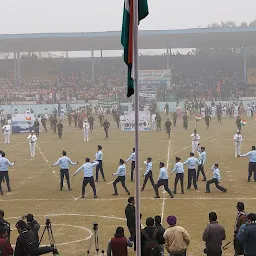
(83, 120), (90, 142)
(112, 159), (130, 196)
(125, 148), (136, 182)
(52, 150), (78, 191)
(141, 157), (155, 191)
(238, 146), (256, 182)
(234, 130), (242, 158)
(27, 130), (37, 157)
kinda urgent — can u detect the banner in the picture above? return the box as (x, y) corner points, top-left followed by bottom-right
(139, 92), (156, 99)
(123, 110), (151, 131)
(139, 70), (171, 81)
(12, 114), (36, 134)
(98, 100), (119, 108)
(139, 70), (171, 88)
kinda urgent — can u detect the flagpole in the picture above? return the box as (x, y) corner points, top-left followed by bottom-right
(133, 0), (141, 255)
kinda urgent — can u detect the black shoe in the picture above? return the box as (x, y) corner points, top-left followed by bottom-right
(154, 195), (160, 198)
(94, 195), (98, 198)
(205, 191), (210, 193)
(103, 179), (106, 182)
(60, 188), (63, 191)
(68, 188), (72, 191)
(81, 195), (85, 198)
(0, 192), (3, 195)
(202, 179), (207, 181)
(194, 187), (198, 190)
(112, 193), (118, 196)
(8, 189), (12, 192)
(181, 191), (184, 194)
(173, 190), (176, 194)
(170, 194), (174, 198)
(127, 192), (130, 195)
(141, 188), (144, 191)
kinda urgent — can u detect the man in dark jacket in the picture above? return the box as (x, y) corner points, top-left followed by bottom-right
(154, 216), (165, 255)
(202, 212), (226, 256)
(234, 202), (247, 256)
(125, 197), (135, 241)
(15, 220), (56, 256)
(0, 225), (13, 256)
(237, 213), (256, 256)
(141, 217), (164, 256)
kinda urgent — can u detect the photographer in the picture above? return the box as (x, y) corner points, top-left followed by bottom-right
(15, 220), (57, 256)
(20, 214), (40, 241)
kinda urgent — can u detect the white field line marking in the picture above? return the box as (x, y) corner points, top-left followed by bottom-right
(0, 198), (256, 202)
(2, 197), (256, 202)
(37, 144), (68, 189)
(161, 139), (171, 220)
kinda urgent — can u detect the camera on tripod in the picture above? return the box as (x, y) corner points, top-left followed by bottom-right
(93, 222), (98, 231)
(87, 222), (104, 256)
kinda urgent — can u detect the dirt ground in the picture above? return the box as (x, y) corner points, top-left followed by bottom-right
(1, 114), (256, 256)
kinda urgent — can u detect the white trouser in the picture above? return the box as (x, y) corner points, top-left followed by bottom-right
(223, 111), (226, 118)
(152, 121), (156, 131)
(4, 131), (10, 144)
(234, 110), (238, 118)
(84, 129), (89, 142)
(120, 121), (125, 131)
(192, 141), (199, 154)
(60, 113), (64, 120)
(201, 111), (205, 118)
(235, 142), (241, 157)
(247, 111), (251, 117)
(29, 142), (36, 157)
(212, 111), (216, 118)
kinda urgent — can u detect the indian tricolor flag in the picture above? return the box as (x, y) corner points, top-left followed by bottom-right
(121, 0), (149, 97)
(241, 120), (247, 126)
(196, 115), (202, 121)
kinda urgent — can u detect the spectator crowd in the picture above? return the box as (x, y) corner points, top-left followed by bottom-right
(1, 200), (255, 256)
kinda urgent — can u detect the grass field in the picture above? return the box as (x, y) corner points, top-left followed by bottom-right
(1, 114), (256, 256)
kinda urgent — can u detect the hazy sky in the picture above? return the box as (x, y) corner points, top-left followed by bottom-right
(0, 0), (256, 34)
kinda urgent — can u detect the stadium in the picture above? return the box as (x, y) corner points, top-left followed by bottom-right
(1, 25), (256, 256)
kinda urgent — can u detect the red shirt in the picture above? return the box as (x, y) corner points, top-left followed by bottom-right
(0, 237), (13, 256)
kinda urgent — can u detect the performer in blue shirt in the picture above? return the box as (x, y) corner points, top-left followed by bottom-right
(95, 145), (106, 182)
(125, 148), (136, 182)
(74, 158), (99, 198)
(154, 162), (174, 198)
(52, 150), (78, 191)
(112, 159), (130, 196)
(141, 157), (155, 191)
(205, 164), (227, 193)
(171, 157), (185, 194)
(238, 146), (256, 182)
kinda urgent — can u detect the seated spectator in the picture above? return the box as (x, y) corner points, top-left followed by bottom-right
(107, 227), (133, 256)
(163, 216), (190, 256)
(0, 224), (13, 256)
(237, 213), (256, 256)
(141, 217), (164, 256)
(202, 212), (226, 256)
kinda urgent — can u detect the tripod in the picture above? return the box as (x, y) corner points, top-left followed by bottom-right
(87, 223), (105, 256)
(39, 218), (59, 256)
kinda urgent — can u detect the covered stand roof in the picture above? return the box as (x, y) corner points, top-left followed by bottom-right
(0, 27), (256, 52)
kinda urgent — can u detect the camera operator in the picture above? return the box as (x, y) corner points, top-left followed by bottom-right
(0, 224), (13, 256)
(20, 214), (40, 241)
(15, 220), (57, 256)
(0, 210), (10, 239)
